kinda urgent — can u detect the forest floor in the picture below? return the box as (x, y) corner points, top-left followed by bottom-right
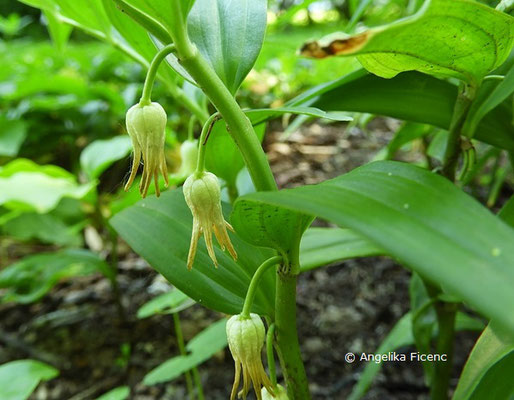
(1, 120), (482, 400)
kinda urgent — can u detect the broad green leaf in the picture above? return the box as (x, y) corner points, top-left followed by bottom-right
(237, 161), (514, 333)
(231, 199), (313, 266)
(453, 323), (514, 400)
(0, 117), (27, 157)
(144, 318), (227, 385)
(289, 69), (514, 152)
(301, 0), (514, 84)
(110, 189), (276, 316)
(137, 289), (195, 319)
(349, 312), (483, 400)
(299, 228), (383, 271)
(0, 160), (93, 213)
(0, 249), (112, 304)
(0, 359), (58, 400)
(80, 136), (133, 180)
(1, 213), (81, 247)
(188, 0), (267, 93)
(20, 0), (112, 39)
(205, 123), (265, 187)
(96, 386), (130, 400)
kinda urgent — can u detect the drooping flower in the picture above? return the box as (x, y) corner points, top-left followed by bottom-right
(226, 313), (274, 400)
(262, 384), (289, 399)
(183, 171), (237, 270)
(125, 101), (169, 197)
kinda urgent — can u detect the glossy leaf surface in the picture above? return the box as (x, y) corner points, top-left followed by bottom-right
(237, 161), (514, 333)
(301, 0), (514, 84)
(299, 228), (383, 271)
(80, 136), (133, 180)
(188, 0), (267, 93)
(289, 70), (514, 151)
(0, 359), (58, 400)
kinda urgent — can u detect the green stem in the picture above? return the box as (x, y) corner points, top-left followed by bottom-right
(112, 0), (172, 44)
(167, 0), (276, 192)
(275, 272), (311, 400)
(191, 367), (205, 400)
(241, 256), (283, 318)
(430, 302), (457, 400)
(188, 116), (197, 141)
(140, 44), (176, 104)
(173, 313), (195, 399)
(167, 4), (309, 398)
(441, 84), (474, 180)
(195, 113), (221, 176)
(483, 74), (505, 81)
(267, 324), (278, 387)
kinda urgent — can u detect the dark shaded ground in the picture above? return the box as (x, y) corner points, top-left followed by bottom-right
(0, 120), (480, 399)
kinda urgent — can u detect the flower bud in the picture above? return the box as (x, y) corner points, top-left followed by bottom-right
(178, 139), (198, 177)
(226, 313), (274, 400)
(125, 101), (169, 197)
(262, 385), (289, 399)
(183, 171), (237, 270)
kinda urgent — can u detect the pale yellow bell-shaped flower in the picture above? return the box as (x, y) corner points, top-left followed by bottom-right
(226, 313), (274, 400)
(262, 384), (289, 399)
(183, 171), (237, 270)
(125, 101), (169, 197)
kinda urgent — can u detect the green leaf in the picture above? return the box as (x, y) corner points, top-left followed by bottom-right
(80, 136), (133, 180)
(299, 228), (383, 272)
(0, 117), (27, 157)
(110, 189), (276, 316)
(187, 0), (267, 93)
(144, 318), (227, 385)
(409, 273), (436, 384)
(43, 9), (72, 51)
(237, 161), (514, 333)
(464, 63), (514, 137)
(95, 386), (130, 400)
(0, 159), (93, 213)
(290, 69), (514, 152)
(0, 359), (58, 400)
(498, 195), (514, 229)
(453, 323), (514, 400)
(0, 249), (112, 304)
(246, 106), (353, 126)
(231, 199), (313, 266)
(301, 0), (514, 84)
(205, 123), (265, 187)
(137, 288), (195, 319)
(380, 122), (432, 160)
(1, 213), (81, 246)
